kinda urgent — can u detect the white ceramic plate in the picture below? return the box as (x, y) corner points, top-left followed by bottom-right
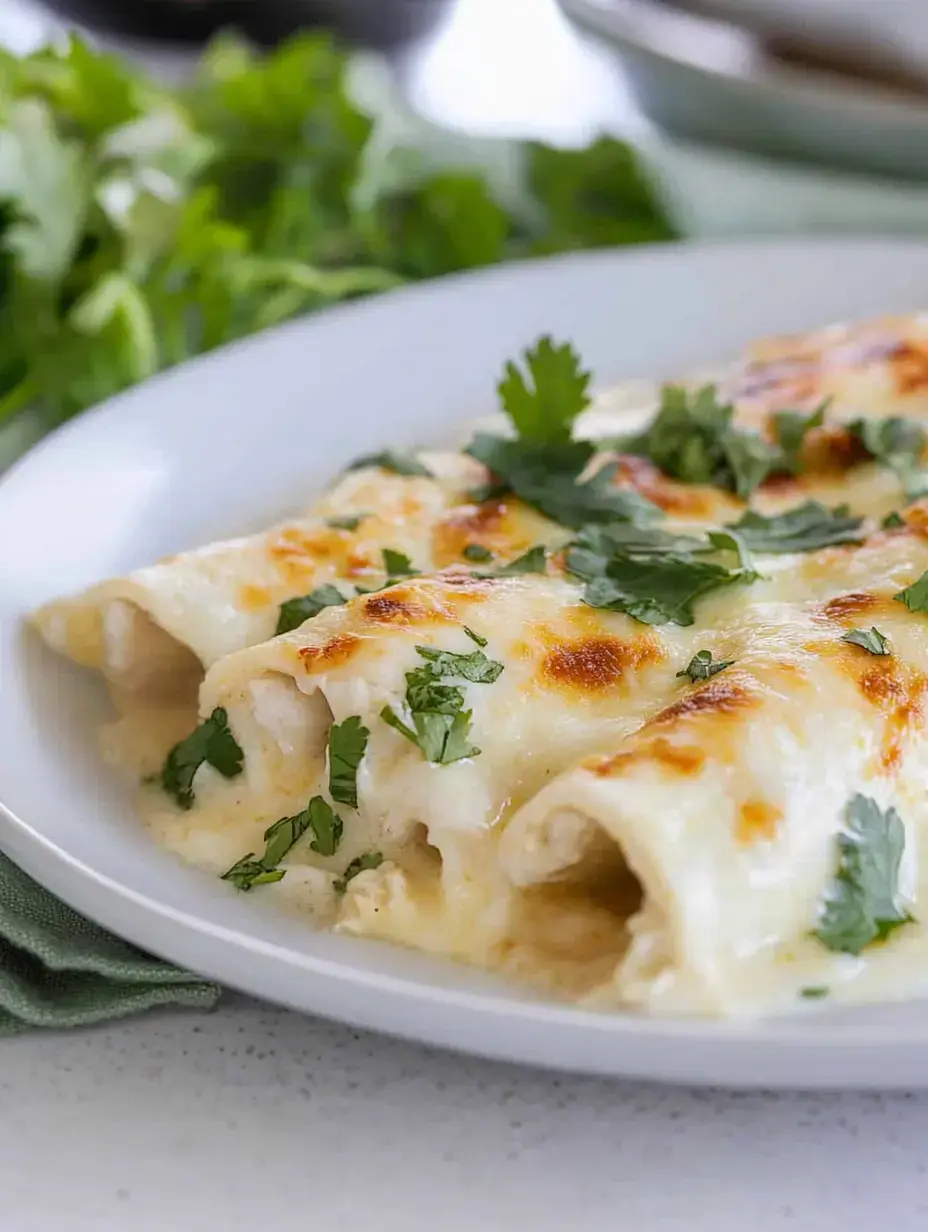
(6, 240), (928, 1089)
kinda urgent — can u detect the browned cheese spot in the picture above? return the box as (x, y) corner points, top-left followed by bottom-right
(855, 657), (928, 771)
(299, 633), (361, 673)
(823, 592), (878, 622)
(612, 455), (726, 518)
(591, 736), (706, 779)
(736, 800), (782, 845)
(541, 634), (663, 694)
(891, 340), (928, 395)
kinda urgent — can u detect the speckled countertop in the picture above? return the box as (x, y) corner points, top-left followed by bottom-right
(2, 993), (926, 1231)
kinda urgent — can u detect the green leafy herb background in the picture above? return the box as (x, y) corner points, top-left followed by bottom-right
(0, 32), (673, 438)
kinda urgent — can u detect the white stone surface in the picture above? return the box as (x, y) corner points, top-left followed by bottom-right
(2, 993), (928, 1231)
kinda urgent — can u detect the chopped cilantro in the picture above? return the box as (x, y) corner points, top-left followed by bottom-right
(335, 851), (384, 893)
(381, 642), (503, 764)
(326, 514), (366, 531)
(221, 794), (344, 891)
(841, 627), (890, 656)
(276, 583), (347, 635)
(676, 650), (734, 682)
(497, 336), (591, 445)
(463, 625), (487, 647)
(328, 716), (369, 810)
(415, 645), (504, 683)
(616, 384), (786, 499)
(463, 544), (493, 562)
(382, 548), (418, 581)
(800, 986), (829, 1000)
(348, 451), (433, 478)
(161, 707), (244, 810)
(497, 545), (549, 575)
(813, 794), (913, 955)
(465, 432), (661, 530)
(724, 502), (864, 553)
(771, 401), (827, 472)
(882, 511), (905, 529)
(576, 552), (748, 626)
(847, 417), (928, 499)
(895, 570), (928, 614)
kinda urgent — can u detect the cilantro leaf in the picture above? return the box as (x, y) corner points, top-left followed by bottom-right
(382, 548), (418, 581)
(724, 502), (864, 553)
(381, 641), (503, 764)
(463, 626), (487, 646)
(497, 336), (591, 445)
(842, 627), (891, 656)
(326, 514), (365, 531)
(676, 650), (734, 682)
(566, 524), (705, 582)
(496, 545), (549, 575)
(415, 645), (504, 683)
(882, 511), (905, 529)
(895, 570), (928, 613)
(813, 794), (913, 955)
(618, 384), (786, 499)
(328, 716), (369, 810)
(276, 583), (347, 635)
(348, 451), (433, 478)
(335, 851), (384, 893)
(771, 401), (827, 473)
(220, 793), (343, 890)
(463, 544), (493, 562)
(800, 986), (829, 1000)
(579, 552), (748, 626)
(464, 432), (661, 530)
(161, 707), (244, 809)
(848, 417), (928, 498)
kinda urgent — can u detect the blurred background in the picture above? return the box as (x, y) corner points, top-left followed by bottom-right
(4, 0), (928, 464)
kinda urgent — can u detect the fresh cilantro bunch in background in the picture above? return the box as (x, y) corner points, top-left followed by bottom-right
(0, 33), (673, 433)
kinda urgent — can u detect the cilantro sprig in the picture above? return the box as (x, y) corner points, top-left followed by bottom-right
(161, 707), (244, 810)
(381, 641), (504, 764)
(276, 584), (347, 635)
(221, 795), (343, 891)
(841, 627), (890, 656)
(328, 716), (370, 810)
(615, 384), (787, 499)
(724, 502), (864, 553)
(813, 795), (913, 955)
(676, 650), (734, 682)
(847, 417), (928, 499)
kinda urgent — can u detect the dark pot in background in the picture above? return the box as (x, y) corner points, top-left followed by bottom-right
(37, 0), (452, 48)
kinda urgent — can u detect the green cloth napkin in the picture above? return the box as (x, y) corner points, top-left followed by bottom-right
(0, 851), (221, 1035)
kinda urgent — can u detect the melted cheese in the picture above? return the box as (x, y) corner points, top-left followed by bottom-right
(31, 310), (928, 1018)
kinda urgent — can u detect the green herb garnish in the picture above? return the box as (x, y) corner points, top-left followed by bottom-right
(161, 707), (244, 809)
(497, 545), (549, 575)
(497, 335), (591, 445)
(847, 417), (928, 499)
(882, 511), (906, 529)
(221, 794), (343, 890)
(813, 794), (913, 956)
(276, 584), (347, 635)
(771, 401), (828, 473)
(328, 716), (369, 810)
(335, 851), (384, 893)
(326, 514), (366, 531)
(615, 384), (786, 499)
(895, 570), (928, 614)
(382, 548), (418, 581)
(800, 986), (829, 1000)
(463, 625), (487, 647)
(724, 502), (864, 553)
(841, 627), (891, 656)
(676, 650), (734, 682)
(348, 451), (433, 478)
(463, 544), (493, 563)
(381, 642), (503, 764)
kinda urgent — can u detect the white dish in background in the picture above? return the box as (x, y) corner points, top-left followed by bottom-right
(559, 0), (928, 180)
(8, 240), (928, 1088)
